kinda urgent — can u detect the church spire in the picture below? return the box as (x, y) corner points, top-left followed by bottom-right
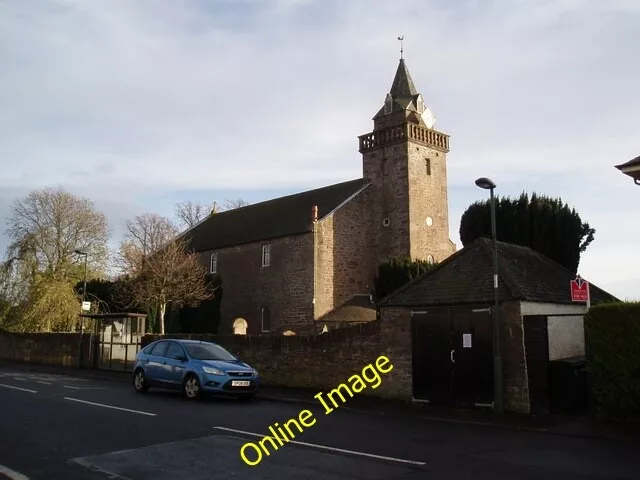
(390, 58), (418, 99)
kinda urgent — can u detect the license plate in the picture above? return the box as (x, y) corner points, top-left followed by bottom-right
(231, 380), (251, 387)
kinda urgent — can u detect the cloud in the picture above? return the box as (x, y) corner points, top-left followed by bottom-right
(0, 0), (638, 299)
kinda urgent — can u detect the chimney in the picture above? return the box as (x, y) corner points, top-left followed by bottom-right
(312, 205), (318, 223)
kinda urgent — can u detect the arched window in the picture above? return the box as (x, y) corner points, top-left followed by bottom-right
(233, 318), (248, 335)
(427, 255), (435, 264)
(283, 330), (296, 336)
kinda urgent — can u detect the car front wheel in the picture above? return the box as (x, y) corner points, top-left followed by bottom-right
(133, 368), (149, 393)
(183, 374), (201, 400)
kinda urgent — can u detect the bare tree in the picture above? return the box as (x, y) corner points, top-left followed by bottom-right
(223, 198), (250, 210)
(128, 238), (214, 334)
(6, 187), (110, 279)
(175, 201), (220, 230)
(115, 213), (178, 278)
(124, 213), (178, 256)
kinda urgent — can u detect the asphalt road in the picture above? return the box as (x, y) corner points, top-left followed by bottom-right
(0, 364), (639, 479)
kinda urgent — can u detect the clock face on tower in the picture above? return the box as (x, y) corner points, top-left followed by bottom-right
(422, 107), (436, 129)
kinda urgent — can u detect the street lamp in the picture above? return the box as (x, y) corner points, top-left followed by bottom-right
(74, 249), (89, 368)
(474, 177), (503, 413)
(75, 249), (88, 305)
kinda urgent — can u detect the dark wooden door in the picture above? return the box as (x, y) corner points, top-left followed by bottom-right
(411, 306), (494, 406)
(411, 310), (452, 403)
(450, 307), (494, 405)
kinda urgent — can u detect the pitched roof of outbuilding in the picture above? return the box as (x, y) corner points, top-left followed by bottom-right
(180, 178), (370, 252)
(380, 238), (618, 307)
(317, 294), (378, 324)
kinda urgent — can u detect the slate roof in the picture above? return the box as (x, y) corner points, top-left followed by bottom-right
(180, 178), (370, 252)
(390, 59), (418, 98)
(374, 59), (422, 119)
(380, 238), (619, 307)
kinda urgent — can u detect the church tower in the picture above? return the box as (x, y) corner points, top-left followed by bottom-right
(359, 57), (456, 266)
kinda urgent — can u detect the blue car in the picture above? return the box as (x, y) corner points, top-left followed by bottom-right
(132, 339), (259, 400)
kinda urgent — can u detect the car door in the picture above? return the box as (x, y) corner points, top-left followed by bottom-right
(145, 341), (169, 384)
(162, 341), (188, 386)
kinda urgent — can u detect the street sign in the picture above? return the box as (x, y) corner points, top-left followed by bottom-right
(570, 275), (590, 302)
(81, 301), (91, 312)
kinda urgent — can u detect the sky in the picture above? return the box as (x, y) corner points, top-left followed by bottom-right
(0, 0), (638, 300)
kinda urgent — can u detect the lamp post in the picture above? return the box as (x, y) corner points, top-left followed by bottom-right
(474, 177), (503, 413)
(75, 249), (88, 312)
(74, 249), (89, 370)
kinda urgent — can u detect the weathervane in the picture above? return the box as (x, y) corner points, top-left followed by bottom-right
(398, 35), (404, 59)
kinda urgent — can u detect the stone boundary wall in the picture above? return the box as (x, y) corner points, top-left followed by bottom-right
(0, 328), (91, 368)
(142, 321), (390, 396)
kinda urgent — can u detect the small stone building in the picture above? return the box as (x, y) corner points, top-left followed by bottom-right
(379, 238), (618, 414)
(178, 57), (457, 335)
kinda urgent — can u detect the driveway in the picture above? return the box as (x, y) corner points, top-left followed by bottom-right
(0, 363), (639, 479)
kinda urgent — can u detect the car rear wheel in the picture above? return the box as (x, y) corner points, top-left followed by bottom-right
(183, 374), (201, 400)
(133, 368), (149, 393)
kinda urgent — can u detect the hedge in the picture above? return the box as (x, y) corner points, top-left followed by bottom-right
(584, 302), (640, 416)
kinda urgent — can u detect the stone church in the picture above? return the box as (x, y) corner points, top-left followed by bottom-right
(181, 57), (457, 335)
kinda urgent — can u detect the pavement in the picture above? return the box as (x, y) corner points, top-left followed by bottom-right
(1, 362), (640, 479)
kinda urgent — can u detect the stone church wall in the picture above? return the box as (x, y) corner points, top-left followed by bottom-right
(198, 232), (315, 336)
(313, 189), (377, 320)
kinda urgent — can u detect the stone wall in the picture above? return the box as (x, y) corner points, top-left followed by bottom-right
(501, 300), (531, 414)
(406, 143), (457, 263)
(376, 307), (413, 400)
(361, 135), (456, 268)
(197, 233), (315, 335)
(313, 190), (377, 320)
(141, 321), (412, 401)
(0, 329), (92, 368)
(362, 145), (411, 266)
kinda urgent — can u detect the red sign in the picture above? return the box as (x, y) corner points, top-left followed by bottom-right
(570, 276), (590, 302)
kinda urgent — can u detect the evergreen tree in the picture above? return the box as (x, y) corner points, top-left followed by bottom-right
(459, 192), (595, 273)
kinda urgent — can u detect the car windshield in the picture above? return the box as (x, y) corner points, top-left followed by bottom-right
(184, 343), (237, 361)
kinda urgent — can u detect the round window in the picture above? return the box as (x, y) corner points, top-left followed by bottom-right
(426, 217), (433, 226)
(383, 218), (390, 227)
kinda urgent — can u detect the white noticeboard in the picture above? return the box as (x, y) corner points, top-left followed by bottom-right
(463, 333), (472, 348)
(81, 301), (91, 312)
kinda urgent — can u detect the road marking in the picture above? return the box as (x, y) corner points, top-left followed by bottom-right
(70, 458), (131, 480)
(63, 385), (103, 390)
(213, 426), (426, 466)
(0, 463), (30, 480)
(36, 381), (52, 385)
(13, 377), (28, 382)
(63, 397), (157, 416)
(0, 383), (37, 394)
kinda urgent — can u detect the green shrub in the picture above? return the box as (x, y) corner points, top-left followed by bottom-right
(373, 256), (437, 301)
(584, 302), (640, 416)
